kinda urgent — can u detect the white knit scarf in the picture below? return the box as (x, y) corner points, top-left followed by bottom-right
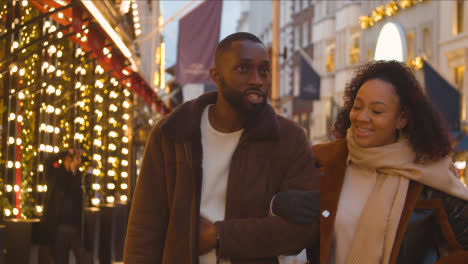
(345, 129), (468, 264)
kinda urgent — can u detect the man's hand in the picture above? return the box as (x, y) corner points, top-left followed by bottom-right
(198, 216), (218, 255)
(272, 190), (320, 224)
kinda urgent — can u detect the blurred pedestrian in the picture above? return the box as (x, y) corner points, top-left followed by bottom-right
(272, 60), (468, 263)
(124, 32), (320, 264)
(40, 148), (90, 264)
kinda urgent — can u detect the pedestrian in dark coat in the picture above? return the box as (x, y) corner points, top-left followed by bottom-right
(40, 149), (89, 264)
(272, 61), (468, 264)
(124, 32), (320, 264)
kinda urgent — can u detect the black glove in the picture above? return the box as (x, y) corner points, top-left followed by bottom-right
(272, 190), (320, 224)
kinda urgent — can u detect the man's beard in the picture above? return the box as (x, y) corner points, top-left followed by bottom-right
(219, 78), (267, 117)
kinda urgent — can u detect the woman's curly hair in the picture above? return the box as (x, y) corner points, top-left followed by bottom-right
(332, 60), (451, 161)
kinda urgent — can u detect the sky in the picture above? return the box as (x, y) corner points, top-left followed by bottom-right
(161, 0), (241, 76)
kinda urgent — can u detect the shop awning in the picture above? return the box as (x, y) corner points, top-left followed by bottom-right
(423, 60), (460, 131)
(299, 55), (320, 100)
(452, 131), (468, 151)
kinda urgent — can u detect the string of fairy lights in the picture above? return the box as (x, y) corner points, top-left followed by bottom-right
(359, 0), (425, 30)
(0, 0), (133, 219)
(131, 0), (141, 37)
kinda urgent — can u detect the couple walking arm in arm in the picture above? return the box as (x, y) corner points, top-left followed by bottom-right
(124, 32), (320, 264)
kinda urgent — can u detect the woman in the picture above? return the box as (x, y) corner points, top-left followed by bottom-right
(272, 61), (468, 263)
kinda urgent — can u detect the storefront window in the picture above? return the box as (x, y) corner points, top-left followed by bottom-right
(455, 65), (465, 121)
(326, 43), (335, 72)
(454, 160), (467, 186)
(406, 32), (414, 64)
(349, 32), (360, 65)
(455, 65), (465, 90)
(302, 22), (309, 47)
(456, 0), (464, 34)
(423, 28), (431, 58)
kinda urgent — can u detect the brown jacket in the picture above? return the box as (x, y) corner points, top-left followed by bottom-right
(124, 91), (319, 264)
(310, 139), (468, 264)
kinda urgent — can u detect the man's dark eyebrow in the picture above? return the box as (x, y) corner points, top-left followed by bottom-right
(238, 58), (270, 64)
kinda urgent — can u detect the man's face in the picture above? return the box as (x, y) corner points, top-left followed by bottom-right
(65, 154), (81, 175)
(216, 40), (271, 116)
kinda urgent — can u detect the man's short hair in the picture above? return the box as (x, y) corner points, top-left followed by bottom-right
(215, 32), (264, 67)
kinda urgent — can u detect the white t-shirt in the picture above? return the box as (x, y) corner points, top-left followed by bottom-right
(199, 105), (243, 264)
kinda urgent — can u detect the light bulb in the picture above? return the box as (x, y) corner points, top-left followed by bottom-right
(93, 139), (102, 147)
(4, 209), (11, 216)
(92, 198), (100, 206)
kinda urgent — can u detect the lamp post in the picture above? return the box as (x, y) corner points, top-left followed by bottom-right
(271, 0), (280, 114)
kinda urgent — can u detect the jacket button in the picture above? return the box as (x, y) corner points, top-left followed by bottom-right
(322, 210), (330, 218)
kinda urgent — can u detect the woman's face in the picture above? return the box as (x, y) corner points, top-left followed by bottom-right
(349, 78), (407, 148)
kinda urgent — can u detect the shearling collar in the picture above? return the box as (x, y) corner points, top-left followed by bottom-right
(159, 91), (280, 141)
(312, 139), (349, 168)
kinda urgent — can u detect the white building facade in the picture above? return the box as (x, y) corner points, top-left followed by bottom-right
(238, 0), (467, 145)
(134, 0), (162, 92)
(439, 0), (468, 127)
(309, 0), (466, 144)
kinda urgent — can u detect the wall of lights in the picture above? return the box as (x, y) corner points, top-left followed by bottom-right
(0, 0), (132, 220)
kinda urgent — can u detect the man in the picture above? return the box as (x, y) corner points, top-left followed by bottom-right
(40, 149), (89, 264)
(124, 32), (319, 264)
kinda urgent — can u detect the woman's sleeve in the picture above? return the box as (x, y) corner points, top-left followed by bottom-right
(441, 193), (468, 249)
(427, 187), (468, 250)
